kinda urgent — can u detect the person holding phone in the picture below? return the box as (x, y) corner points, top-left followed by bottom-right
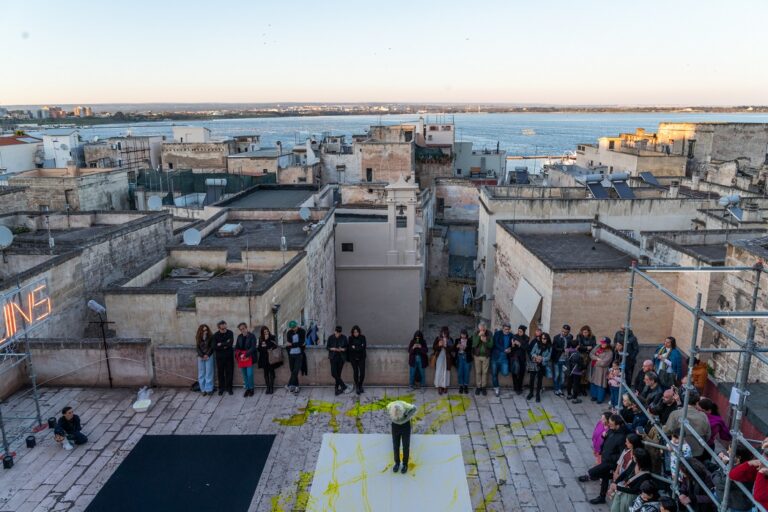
(408, 331), (428, 389)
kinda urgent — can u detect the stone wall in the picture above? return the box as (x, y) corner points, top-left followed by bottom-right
(435, 180), (480, 221)
(319, 151), (360, 185)
(8, 170), (130, 211)
(714, 239), (768, 382)
(303, 212), (336, 340)
(359, 142), (414, 183)
(161, 142), (233, 171)
(0, 187), (27, 213)
(226, 156), (277, 176)
(416, 162), (453, 188)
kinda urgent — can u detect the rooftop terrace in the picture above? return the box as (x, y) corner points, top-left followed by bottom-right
(218, 187), (315, 209)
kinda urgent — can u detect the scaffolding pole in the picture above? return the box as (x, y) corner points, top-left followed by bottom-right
(623, 263), (767, 512)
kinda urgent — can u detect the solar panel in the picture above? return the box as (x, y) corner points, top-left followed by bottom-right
(587, 182), (609, 199)
(639, 172), (661, 186)
(613, 180), (635, 199)
(515, 170), (529, 184)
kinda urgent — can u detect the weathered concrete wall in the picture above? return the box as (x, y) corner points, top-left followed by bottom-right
(551, 271), (678, 345)
(303, 212), (336, 340)
(340, 184), (387, 205)
(28, 338), (153, 387)
(278, 164), (316, 185)
(0, 187), (27, 213)
(0, 362), (26, 400)
(435, 180), (480, 221)
(226, 156), (277, 176)
(320, 151), (360, 185)
(575, 146), (685, 176)
(416, 162), (453, 189)
(161, 142), (232, 171)
(336, 267), (421, 345)
(658, 122), (768, 170)
(359, 142), (414, 183)
(9, 170), (130, 211)
(714, 240), (768, 382)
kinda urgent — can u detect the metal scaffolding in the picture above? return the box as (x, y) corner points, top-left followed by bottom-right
(0, 280), (46, 466)
(618, 261), (767, 512)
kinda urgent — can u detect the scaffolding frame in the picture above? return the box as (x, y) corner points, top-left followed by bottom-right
(0, 281), (46, 462)
(618, 261), (767, 512)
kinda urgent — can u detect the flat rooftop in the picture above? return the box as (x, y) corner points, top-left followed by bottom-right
(683, 243), (727, 263)
(500, 226), (634, 271)
(0, 385), (606, 511)
(14, 225), (118, 246)
(145, 270), (272, 306)
(198, 220), (309, 257)
(12, 167), (118, 178)
(221, 188), (314, 208)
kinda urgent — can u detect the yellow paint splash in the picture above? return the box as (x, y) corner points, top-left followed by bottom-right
(270, 471), (314, 512)
(474, 482), (500, 512)
(274, 399), (342, 432)
(355, 439), (372, 512)
(490, 408), (565, 451)
(412, 394), (471, 434)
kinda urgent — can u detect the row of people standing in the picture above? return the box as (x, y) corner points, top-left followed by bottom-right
(196, 321), (282, 396)
(195, 321), (369, 396)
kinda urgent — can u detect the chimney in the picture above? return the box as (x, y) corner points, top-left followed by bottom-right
(668, 180), (680, 198)
(691, 174), (701, 191)
(742, 202), (761, 222)
(66, 161), (79, 177)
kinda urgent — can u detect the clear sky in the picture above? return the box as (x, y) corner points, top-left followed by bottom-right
(2, 0), (767, 105)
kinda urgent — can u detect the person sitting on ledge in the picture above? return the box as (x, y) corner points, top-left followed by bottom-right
(54, 406), (88, 447)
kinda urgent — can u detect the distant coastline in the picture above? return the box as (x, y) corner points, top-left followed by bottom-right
(6, 105), (768, 129)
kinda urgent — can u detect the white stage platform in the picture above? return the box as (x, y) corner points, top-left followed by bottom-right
(307, 433), (471, 511)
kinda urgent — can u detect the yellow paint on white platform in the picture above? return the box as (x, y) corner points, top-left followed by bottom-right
(308, 433), (471, 512)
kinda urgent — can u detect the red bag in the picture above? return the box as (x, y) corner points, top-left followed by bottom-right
(235, 350), (253, 368)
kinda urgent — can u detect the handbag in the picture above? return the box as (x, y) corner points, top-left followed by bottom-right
(235, 349), (253, 368)
(267, 346), (284, 366)
(526, 360), (539, 373)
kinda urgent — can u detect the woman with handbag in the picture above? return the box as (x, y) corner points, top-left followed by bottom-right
(526, 332), (552, 402)
(235, 323), (257, 397)
(257, 325), (281, 394)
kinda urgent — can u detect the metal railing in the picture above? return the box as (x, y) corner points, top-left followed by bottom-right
(618, 262), (767, 512)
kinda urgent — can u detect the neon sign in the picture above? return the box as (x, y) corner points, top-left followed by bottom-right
(0, 278), (52, 348)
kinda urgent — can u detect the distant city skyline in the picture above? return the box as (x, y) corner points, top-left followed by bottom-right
(2, 0), (768, 105)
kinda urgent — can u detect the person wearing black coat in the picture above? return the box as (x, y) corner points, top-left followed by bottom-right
(579, 414), (628, 504)
(552, 325), (573, 397)
(576, 325), (597, 395)
(212, 320), (235, 396)
(256, 325), (280, 394)
(614, 326), (639, 382)
(509, 325), (530, 394)
(348, 325), (367, 395)
(327, 326), (349, 395)
(285, 321), (307, 394)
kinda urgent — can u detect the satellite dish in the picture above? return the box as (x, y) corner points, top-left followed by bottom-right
(147, 196), (162, 211)
(718, 197), (730, 207)
(92, 136), (99, 143)
(0, 226), (14, 250)
(299, 207), (311, 221)
(183, 228), (202, 246)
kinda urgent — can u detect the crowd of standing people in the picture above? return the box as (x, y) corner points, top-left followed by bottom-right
(193, 318), (766, 511)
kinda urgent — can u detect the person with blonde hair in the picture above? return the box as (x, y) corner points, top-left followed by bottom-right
(387, 400), (418, 474)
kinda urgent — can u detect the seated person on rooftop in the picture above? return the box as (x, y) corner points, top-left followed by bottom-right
(54, 406), (88, 447)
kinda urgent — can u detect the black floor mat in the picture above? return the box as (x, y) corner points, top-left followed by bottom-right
(86, 434), (275, 512)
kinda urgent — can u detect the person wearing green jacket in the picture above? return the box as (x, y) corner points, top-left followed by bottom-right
(472, 322), (493, 396)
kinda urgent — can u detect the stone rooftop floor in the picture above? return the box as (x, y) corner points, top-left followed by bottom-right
(145, 270), (273, 306)
(0, 385), (608, 512)
(502, 230), (634, 271)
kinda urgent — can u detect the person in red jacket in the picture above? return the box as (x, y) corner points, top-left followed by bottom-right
(730, 446), (768, 510)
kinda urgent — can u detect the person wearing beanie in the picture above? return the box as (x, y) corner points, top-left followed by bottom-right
(387, 400), (418, 474)
(285, 320), (307, 394)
